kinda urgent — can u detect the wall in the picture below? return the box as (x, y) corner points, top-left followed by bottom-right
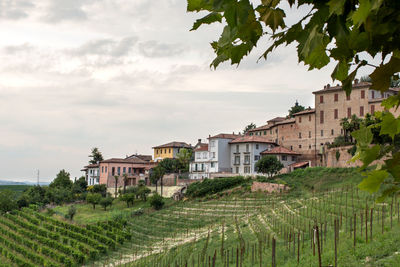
(251, 182), (289, 193)
(324, 146), (361, 168)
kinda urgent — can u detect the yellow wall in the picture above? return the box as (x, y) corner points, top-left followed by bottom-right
(153, 147), (174, 160)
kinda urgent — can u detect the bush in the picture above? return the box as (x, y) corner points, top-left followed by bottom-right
(100, 197), (113, 211)
(66, 205), (76, 220)
(185, 176), (245, 198)
(86, 193), (102, 209)
(149, 193), (165, 210)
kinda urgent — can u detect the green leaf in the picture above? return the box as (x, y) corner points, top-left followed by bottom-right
(191, 12), (223, 31)
(328, 0), (346, 15)
(359, 144), (380, 170)
(385, 152), (400, 181)
(376, 186), (399, 202)
(380, 112), (400, 140)
(358, 170), (389, 193)
(331, 60), (349, 81)
(351, 126), (373, 147)
(257, 6), (285, 32)
(352, 0), (372, 27)
(381, 95), (400, 110)
(370, 53), (400, 93)
(187, 0), (207, 11)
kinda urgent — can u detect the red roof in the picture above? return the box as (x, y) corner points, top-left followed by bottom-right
(208, 133), (241, 139)
(247, 124), (272, 132)
(289, 161), (309, 168)
(292, 109), (315, 116)
(312, 82), (370, 94)
(230, 136), (276, 144)
(194, 144), (208, 152)
(101, 157), (148, 164)
(267, 117), (286, 123)
(152, 141), (192, 149)
(261, 146), (301, 155)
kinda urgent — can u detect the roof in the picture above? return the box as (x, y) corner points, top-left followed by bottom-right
(261, 146), (301, 155)
(152, 141), (192, 149)
(292, 108), (315, 116)
(100, 157), (148, 164)
(312, 81), (371, 94)
(194, 144), (208, 152)
(267, 117), (286, 123)
(83, 163), (99, 169)
(126, 154), (152, 162)
(229, 135), (276, 144)
(289, 161), (309, 168)
(274, 118), (296, 126)
(247, 124), (272, 133)
(208, 133), (241, 139)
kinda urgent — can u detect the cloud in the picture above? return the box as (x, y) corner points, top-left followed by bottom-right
(43, 0), (93, 22)
(138, 40), (186, 58)
(0, 0), (34, 20)
(69, 36), (138, 57)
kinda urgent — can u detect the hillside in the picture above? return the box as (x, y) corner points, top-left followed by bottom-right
(0, 167), (399, 266)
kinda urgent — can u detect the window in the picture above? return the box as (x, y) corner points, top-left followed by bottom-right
(334, 109), (338, 119)
(105, 167), (107, 173)
(164, 149), (167, 154)
(292, 156), (296, 161)
(299, 117), (302, 123)
(290, 146), (293, 150)
(117, 167), (121, 175)
(270, 129), (272, 134)
(282, 136), (284, 141)
(246, 144), (249, 152)
(128, 167), (131, 173)
(321, 130), (324, 136)
(212, 152), (216, 158)
(211, 162), (215, 168)
(361, 90), (365, 99)
(282, 155), (287, 161)
(264, 131), (266, 135)
(123, 167), (126, 173)
(244, 166), (250, 173)
(347, 107), (351, 118)
(309, 115), (312, 121)
(320, 110), (324, 124)
(360, 106), (364, 117)
(236, 145), (239, 153)
(203, 152), (207, 159)
(256, 144), (259, 149)
(195, 164), (198, 171)
(320, 95), (324, 103)
(234, 155), (240, 165)
(236, 167), (239, 173)
(299, 145), (302, 149)
(196, 153), (201, 159)
(371, 105), (375, 114)
(309, 131), (311, 138)
(334, 93), (338, 102)
(254, 155), (260, 161)
(309, 145), (312, 149)
(331, 129), (334, 135)
(112, 167), (115, 176)
(372, 91), (375, 99)
(201, 163), (204, 171)
(169, 148), (171, 153)
(299, 132), (302, 139)
(346, 94), (350, 101)
(244, 155), (250, 164)
(341, 129), (344, 135)
(102, 166), (104, 173)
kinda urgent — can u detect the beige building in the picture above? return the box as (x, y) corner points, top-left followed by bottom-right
(248, 80), (400, 166)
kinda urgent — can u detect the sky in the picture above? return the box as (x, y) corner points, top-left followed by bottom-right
(0, 0), (373, 182)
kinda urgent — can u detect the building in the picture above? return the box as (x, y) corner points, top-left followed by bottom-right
(189, 143), (209, 179)
(153, 141), (192, 162)
(260, 146), (301, 168)
(208, 133), (240, 174)
(229, 136), (277, 175)
(99, 155), (156, 188)
(81, 163), (100, 186)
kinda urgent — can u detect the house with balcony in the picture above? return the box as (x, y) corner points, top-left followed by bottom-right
(189, 143), (209, 179)
(81, 163), (100, 186)
(153, 141), (193, 162)
(229, 135), (277, 175)
(208, 133), (240, 174)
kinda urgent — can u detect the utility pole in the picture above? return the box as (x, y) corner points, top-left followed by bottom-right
(37, 169), (40, 186)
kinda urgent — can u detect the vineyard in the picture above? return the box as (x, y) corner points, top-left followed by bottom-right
(1, 168), (400, 266)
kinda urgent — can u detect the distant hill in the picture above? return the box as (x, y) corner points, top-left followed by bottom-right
(0, 180), (49, 186)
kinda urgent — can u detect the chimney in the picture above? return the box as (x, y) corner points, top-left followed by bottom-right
(233, 132), (235, 134)
(209, 134), (211, 138)
(324, 85), (326, 89)
(198, 139), (201, 144)
(354, 78), (359, 84)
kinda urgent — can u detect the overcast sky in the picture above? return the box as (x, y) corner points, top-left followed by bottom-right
(0, 0), (373, 182)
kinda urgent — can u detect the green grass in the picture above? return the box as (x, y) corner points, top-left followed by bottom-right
(0, 185), (32, 196)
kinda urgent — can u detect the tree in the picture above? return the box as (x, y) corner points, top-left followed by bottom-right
(137, 186), (151, 202)
(340, 115), (363, 143)
(149, 193), (165, 210)
(50, 170), (72, 189)
(122, 173), (129, 194)
(187, 0), (400, 199)
(120, 193), (135, 207)
(88, 184), (107, 197)
(176, 148), (193, 173)
(243, 123), (256, 134)
(72, 176), (87, 195)
(89, 147), (103, 164)
(288, 101), (305, 118)
(100, 197), (113, 211)
(0, 190), (18, 213)
(255, 156), (284, 178)
(114, 175), (119, 198)
(66, 205), (77, 220)
(86, 193), (101, 209)
(150, 165), (165, 195)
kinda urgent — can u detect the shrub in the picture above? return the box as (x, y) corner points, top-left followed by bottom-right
(149, 193), (164, 210)
(86, 193), (102, 209)
(185, 176), (245, 198)
(66, 205), (76, 220)
(100, 197), (113, 211)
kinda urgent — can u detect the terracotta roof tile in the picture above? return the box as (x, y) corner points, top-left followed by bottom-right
(312, 82), (371, 94)
(194, 144), (208, 151)
(229, 136), (276, 144)
(289, 161), (309, 168)
(261, 146), (301, 155)
(153, 141), (192, 149)
(101, 157), (148, 164)
(292, 109), (315, 116)
(208, 133), (241, 139)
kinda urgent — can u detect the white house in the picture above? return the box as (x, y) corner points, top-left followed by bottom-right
(82, 163), (100, 186)
(229, 136), (277, 175)
(189, 143), (209, 179)
(208, 133), (240, 174)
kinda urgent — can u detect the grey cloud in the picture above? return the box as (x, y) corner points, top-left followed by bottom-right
(0, 0), (34, 20)
(3, 43), (34, 54)
(43, 0), (94, 22)
(69, 36), (138, 57)
(138, 40), (185, 58)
